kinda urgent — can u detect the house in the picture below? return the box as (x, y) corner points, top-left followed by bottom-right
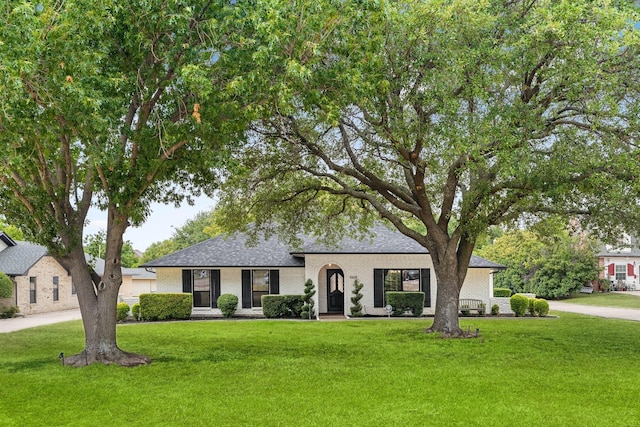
(0, 231), (156, 315)
(0, 232), (79, 315)
(142, 224), (504, 318)
(597, 234), (639, 291)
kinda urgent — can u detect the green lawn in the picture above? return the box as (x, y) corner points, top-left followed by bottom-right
(563, 292), (640, 309)
(2, 315), (640, 426)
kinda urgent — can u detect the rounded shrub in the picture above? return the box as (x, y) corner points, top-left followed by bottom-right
(510, 294), (529, 317)
(0, 271), (13, 299)
(491, 304), (500, 316)
(131, 303), (141, 321)
(116, 302), (130, 322)
(534, 298), (550, 317)
(217, 294), (239, 318)
(528, 298), (536, 316)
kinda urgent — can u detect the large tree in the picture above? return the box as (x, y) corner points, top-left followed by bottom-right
(218, 1), (640, 336)
(0, 0), (251, 365)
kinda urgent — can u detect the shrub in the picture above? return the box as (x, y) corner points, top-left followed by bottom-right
(131, 303), (141, 321)
(491, 304), (500, 316)
(116, 302), (130, 321)
(139, 293), (192, 321)
(0, 305), (19, 319)
(510, 294), (529, 317)
(493, 287), (512, 297)
(350, 279), (364, 317)
(262, 295), (304, 318)
(534, 298), (550, 317)
(386, 292), (424, 317)
(301, 279), (316, 319)
(528, 298), (536, 316)
(217, 294), (239, 318)
(0, 272), (13, 299)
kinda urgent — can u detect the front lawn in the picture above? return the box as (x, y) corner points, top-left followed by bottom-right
(564, 292), (640, 309)
(1, 315), (639, 426)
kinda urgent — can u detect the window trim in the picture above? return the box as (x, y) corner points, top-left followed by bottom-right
(52, 276), (59, 302)
(29, 277), (37, 304)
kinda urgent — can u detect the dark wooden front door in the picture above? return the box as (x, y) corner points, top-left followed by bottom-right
(327, 269), (344, 313)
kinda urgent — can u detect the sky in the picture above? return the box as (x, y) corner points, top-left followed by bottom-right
(84, 195), (216, 252)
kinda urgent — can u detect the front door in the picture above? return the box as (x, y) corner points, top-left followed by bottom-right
(327, 269), (344, 313)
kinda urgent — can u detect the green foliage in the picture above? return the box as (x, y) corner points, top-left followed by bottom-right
(0, 216), (24, 240)
(261, 295), (304, 319)
(131, 303), (141, 321)
(0, 305), (19, 319)
(0, 272), (13, 299)
(300, 279), (316, 319)
(478, 227), (600, 299)
(139, 294), (192, 321)
(140, 240), (178, 264)
(528, 298), (536, 316)
(491, 304), (500, 316)
(534, 299), (550, 317)
(493, 288), (512, 298)
(350, 279), (364, 317)
(386, 292), (424, 317)
(217, 294), (238, 318)
(85, 231), (140, 267)
(116, 303), (130, 322)
(510, 294), (530, 317)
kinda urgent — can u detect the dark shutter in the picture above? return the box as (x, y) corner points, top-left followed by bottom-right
(211, 270), (221, 308)
(421, 269), (431, 307)
(608, 263), (615, 276)
(269, 270), (280, 294)
(242, 270), (251, 308)
(373, 269), (384, 307)
(182, 269), (192, 293)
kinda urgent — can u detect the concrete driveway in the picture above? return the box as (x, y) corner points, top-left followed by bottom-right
(548, 300), (640, 322)
(0, 309), (82, 333)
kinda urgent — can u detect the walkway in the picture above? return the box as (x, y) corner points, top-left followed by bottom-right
(0, 309), (82, 333)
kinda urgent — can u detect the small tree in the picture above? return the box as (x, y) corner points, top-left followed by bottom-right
(217, 294), (239, 318)
(0, 272), (12, 299)
(300, 279), (316, 320)
(350, 279), (364, 317)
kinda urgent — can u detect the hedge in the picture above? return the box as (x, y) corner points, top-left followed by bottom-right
(116, 302), (130, 322)
(386, 292), (425, 317)
(493, 287), (512, 297)
(139, 293), (192, 321)
(262, 295), (304, 318)
(534, 298), (550, 317)
(0, 272), (13, 299)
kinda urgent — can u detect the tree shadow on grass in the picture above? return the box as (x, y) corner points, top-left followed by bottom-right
(1, 357), (58, 373)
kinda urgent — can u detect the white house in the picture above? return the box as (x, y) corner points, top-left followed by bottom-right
(142, 224), (504, 318)
(597, 234), (640, 291)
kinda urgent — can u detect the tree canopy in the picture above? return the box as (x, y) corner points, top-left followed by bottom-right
(217, 0), (640, 335)
(0, 0), (256, 365)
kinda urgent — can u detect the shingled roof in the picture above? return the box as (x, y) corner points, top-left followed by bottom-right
(0, 240), (48, 276)
(142, 223), (505, 269)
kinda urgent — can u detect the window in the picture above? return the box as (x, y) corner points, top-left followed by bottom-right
(252, 270), (270, 307)
(181, 269), (221, 308)
(193, 269), (211, 308)
(71, 281), (77, 295)
(374, 268), (431, 308)
(615, 264), (626, 281)
(53, 276), (59, 302)
(29, 277), (37, 304)
(242, 270), (279, 308)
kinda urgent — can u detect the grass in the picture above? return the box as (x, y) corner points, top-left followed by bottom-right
(2, 315), (640, 426)
(563, 292), (640, 309)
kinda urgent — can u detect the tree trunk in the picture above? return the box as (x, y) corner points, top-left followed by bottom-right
(424, 241), (473, 337)
(63, 207), (151, 367)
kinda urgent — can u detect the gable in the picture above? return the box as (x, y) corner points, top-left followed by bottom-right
(0, 240), (48, 276)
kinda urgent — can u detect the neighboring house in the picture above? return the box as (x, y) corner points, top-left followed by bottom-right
(0, 231), (156, 315)
(597, 234), (639, 291)
(0, 232), (79, 315)
(142, 224), (504, 318)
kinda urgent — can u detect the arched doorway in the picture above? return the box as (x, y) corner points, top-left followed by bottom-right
(327, 269), (344, 313)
